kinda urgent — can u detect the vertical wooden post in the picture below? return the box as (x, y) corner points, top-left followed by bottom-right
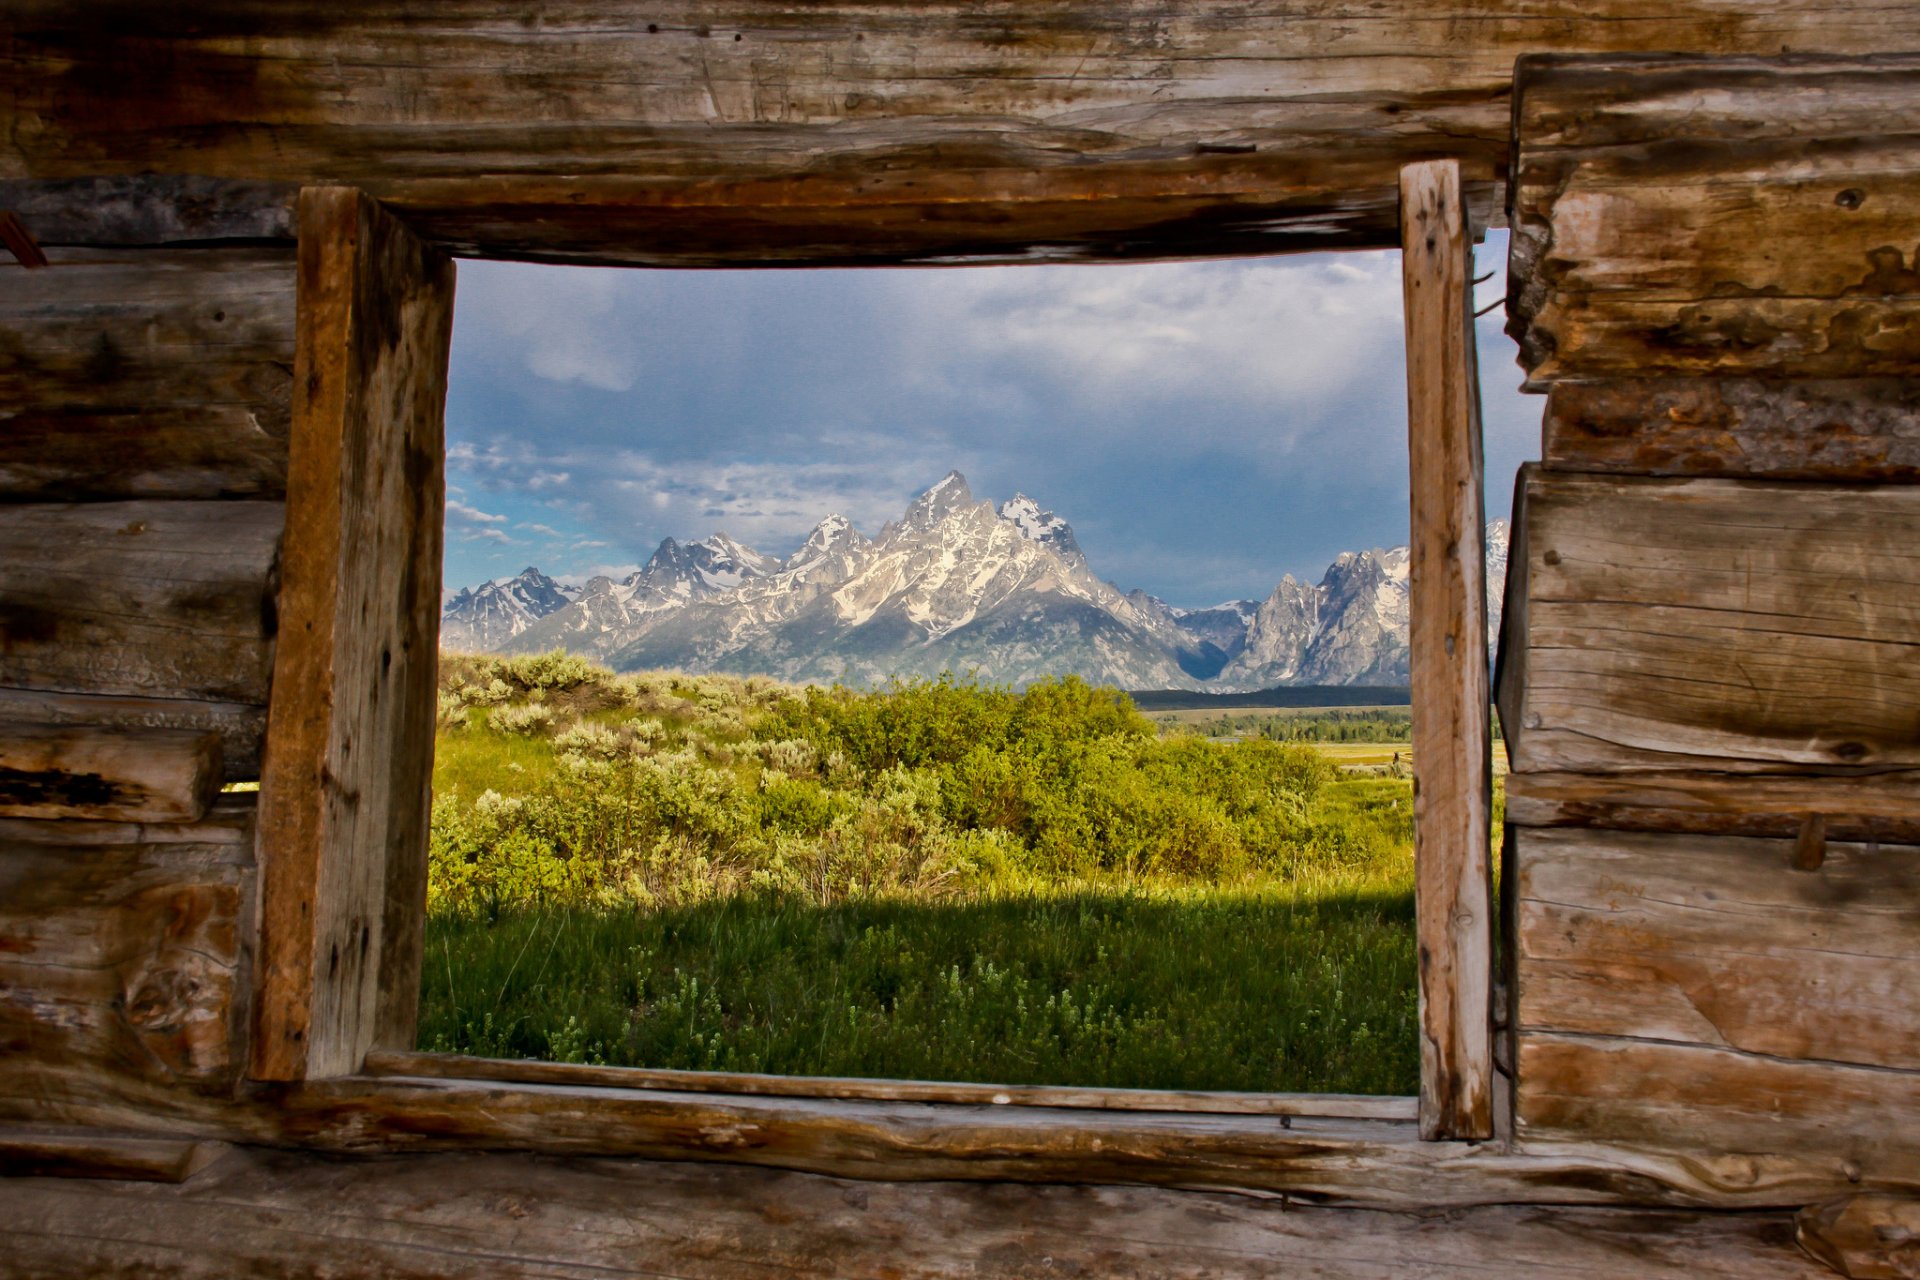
(251, 188), (453, 1081)
(1399, 158), (1494, 1141)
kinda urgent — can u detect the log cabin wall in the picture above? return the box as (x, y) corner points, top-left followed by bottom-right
(0, 223), (295, 1128)
(1501, 54), (1920, 1189)
(6, 8), (1920, 1275)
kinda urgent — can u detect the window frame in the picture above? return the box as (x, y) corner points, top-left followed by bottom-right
(250, 163), (1494, 1156)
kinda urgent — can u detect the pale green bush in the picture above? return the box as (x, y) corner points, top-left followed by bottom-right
(488, 702), (555, 735)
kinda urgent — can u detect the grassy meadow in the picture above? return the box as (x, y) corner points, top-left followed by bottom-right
(420, 653), (1431, 1094)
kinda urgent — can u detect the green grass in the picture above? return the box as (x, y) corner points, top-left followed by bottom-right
(419, 655), (1422, 1094)
(420, 867), (1415, 1093)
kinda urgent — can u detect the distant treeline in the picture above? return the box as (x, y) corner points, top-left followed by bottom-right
(1127, 686), (1412, 712)
(1175, 710), (1414, 744)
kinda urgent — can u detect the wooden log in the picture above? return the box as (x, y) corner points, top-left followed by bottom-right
(1516, 1034), (1920, 1188)
(0, 826), (255, 1111)
(1509, 55), (1920, 382)
(0, 722), (220, 822)
(0, 1145), (1834, 1280)
(0, 247), (294, 423)
(253, 188), (452, 1082)
(0, 793), (256, 850)
(0, 408), (288, 502)
(1797, 1195), (1920, 1280)
(0, 500), (282, 705)
(1499, 471), (1920, 775)
(1542, 379), (1920, 482)
(0, 689), (265, 783)
(7, 8), (1920, 266)
(0, 176), (296, 247)
(363, 1049), (1419, 1121)
(0, 1128), (225, 1183)
(1400, 157), (1493, 1142)
(1515, 829), (1920, 1073)
(1504, 769), (1920, 846)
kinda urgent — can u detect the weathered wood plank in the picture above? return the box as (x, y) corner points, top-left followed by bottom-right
(0, 825), (255, 1115)
(0, 176), (296, 247)
(1797, 1195), (1920, 1280)
(253, 188), (451, 1081)
(7, 7), (1919, 265)
(1400, 157), (1493, 1142)
(0, 409), (288, 502)
(0, 689), (265, 783)
(0, 723), (220, 822)
(1543, 379), (1920, 482)
(364, 1049), (1418, 1121)
(1516, 1034), (1920, 1187)
(0, 501), (282, 705)
(1504, 769), (1920, 846)
(0, 793), (257, 850)
(1509, 55), (1920, 382)
(0, 1145), (1832, 1279)
(1516, 829), (1920, 1072)
(0, 1129), (225, 1183)
(0, 247), (294, 422)
(1500, 471), (1920, 775)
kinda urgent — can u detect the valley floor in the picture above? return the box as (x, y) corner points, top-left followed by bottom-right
(421, 654), (1437, 1094)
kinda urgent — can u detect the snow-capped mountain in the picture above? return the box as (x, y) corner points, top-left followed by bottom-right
(446, 473), (1512, 691)
(439, 567), (582, 652)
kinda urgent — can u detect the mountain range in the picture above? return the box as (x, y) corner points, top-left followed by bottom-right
(441, 472), (1510, 691)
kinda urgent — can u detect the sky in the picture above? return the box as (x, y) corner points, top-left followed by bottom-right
(442, 232), (1539, 610)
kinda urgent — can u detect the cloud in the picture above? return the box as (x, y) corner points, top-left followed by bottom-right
(462, 527), (514, 543)
(447, 499), (508, 525)
(455, 262), (640, 392)
(518, 522), (564, 538)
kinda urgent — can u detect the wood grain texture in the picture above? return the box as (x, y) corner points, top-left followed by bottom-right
(252, 187), (451, 1081)
(1500, 471), (1920, 775)
(1515, 829), (1920, 1072)
(1797, 1195), (1920, 1280)
(1504, 769), (1920, 846)
(0, 501), (282, 704)
(1517, 1034), (1920, 1188)
(0, 1144), (1833, 1279)
(1543, 379), (1920, 482)
(1400, 158), (1493, 1143)
(0, 1129), (225, 1183)
(1509, 55), (1920, 381)
(365, 1050), (1418, 1120)
(0, 176), (296, 247)
(0, 409), (288, 502)
(0, 689), (265, 784)
(0, 811), (255, 1119)
(0, 723), (220, 822)
(7, 6), (1919, 266)
(0, 247), (293, 423)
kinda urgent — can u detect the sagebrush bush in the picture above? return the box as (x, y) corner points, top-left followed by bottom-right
(487, 702), (555, 736)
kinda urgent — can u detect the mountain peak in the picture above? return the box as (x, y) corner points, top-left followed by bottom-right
(900, 470), (975, 529)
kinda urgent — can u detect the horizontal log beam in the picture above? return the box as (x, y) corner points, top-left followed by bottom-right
(0, 690), (265, 784)
(0, 1128), (225, 1183)
(0, 723), (220, 822)
(1499, 471), (1920, 775)
(1542, 379), (1920, 483)
(1509, 54), (1920, 382)
(1516, 829), (1920, 1073)
(0, 248), (294, 420)
(364, 1049), (1418, 1120)
(7, 9), (1919, 263)
(1505, 769), (1920, 845)
(0, 1144), (1834, 1279)
(0, 501), (282, 705)
(1517, 1033), (1920, 1189)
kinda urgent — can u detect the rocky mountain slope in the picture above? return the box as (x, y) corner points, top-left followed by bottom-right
(448, 472), (1511, 690)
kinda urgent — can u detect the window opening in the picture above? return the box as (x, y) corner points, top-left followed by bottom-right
(412, 235), (1523, 1100)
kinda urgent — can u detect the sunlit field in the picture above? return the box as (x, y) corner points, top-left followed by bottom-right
(419, 653), (1434, 1093)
